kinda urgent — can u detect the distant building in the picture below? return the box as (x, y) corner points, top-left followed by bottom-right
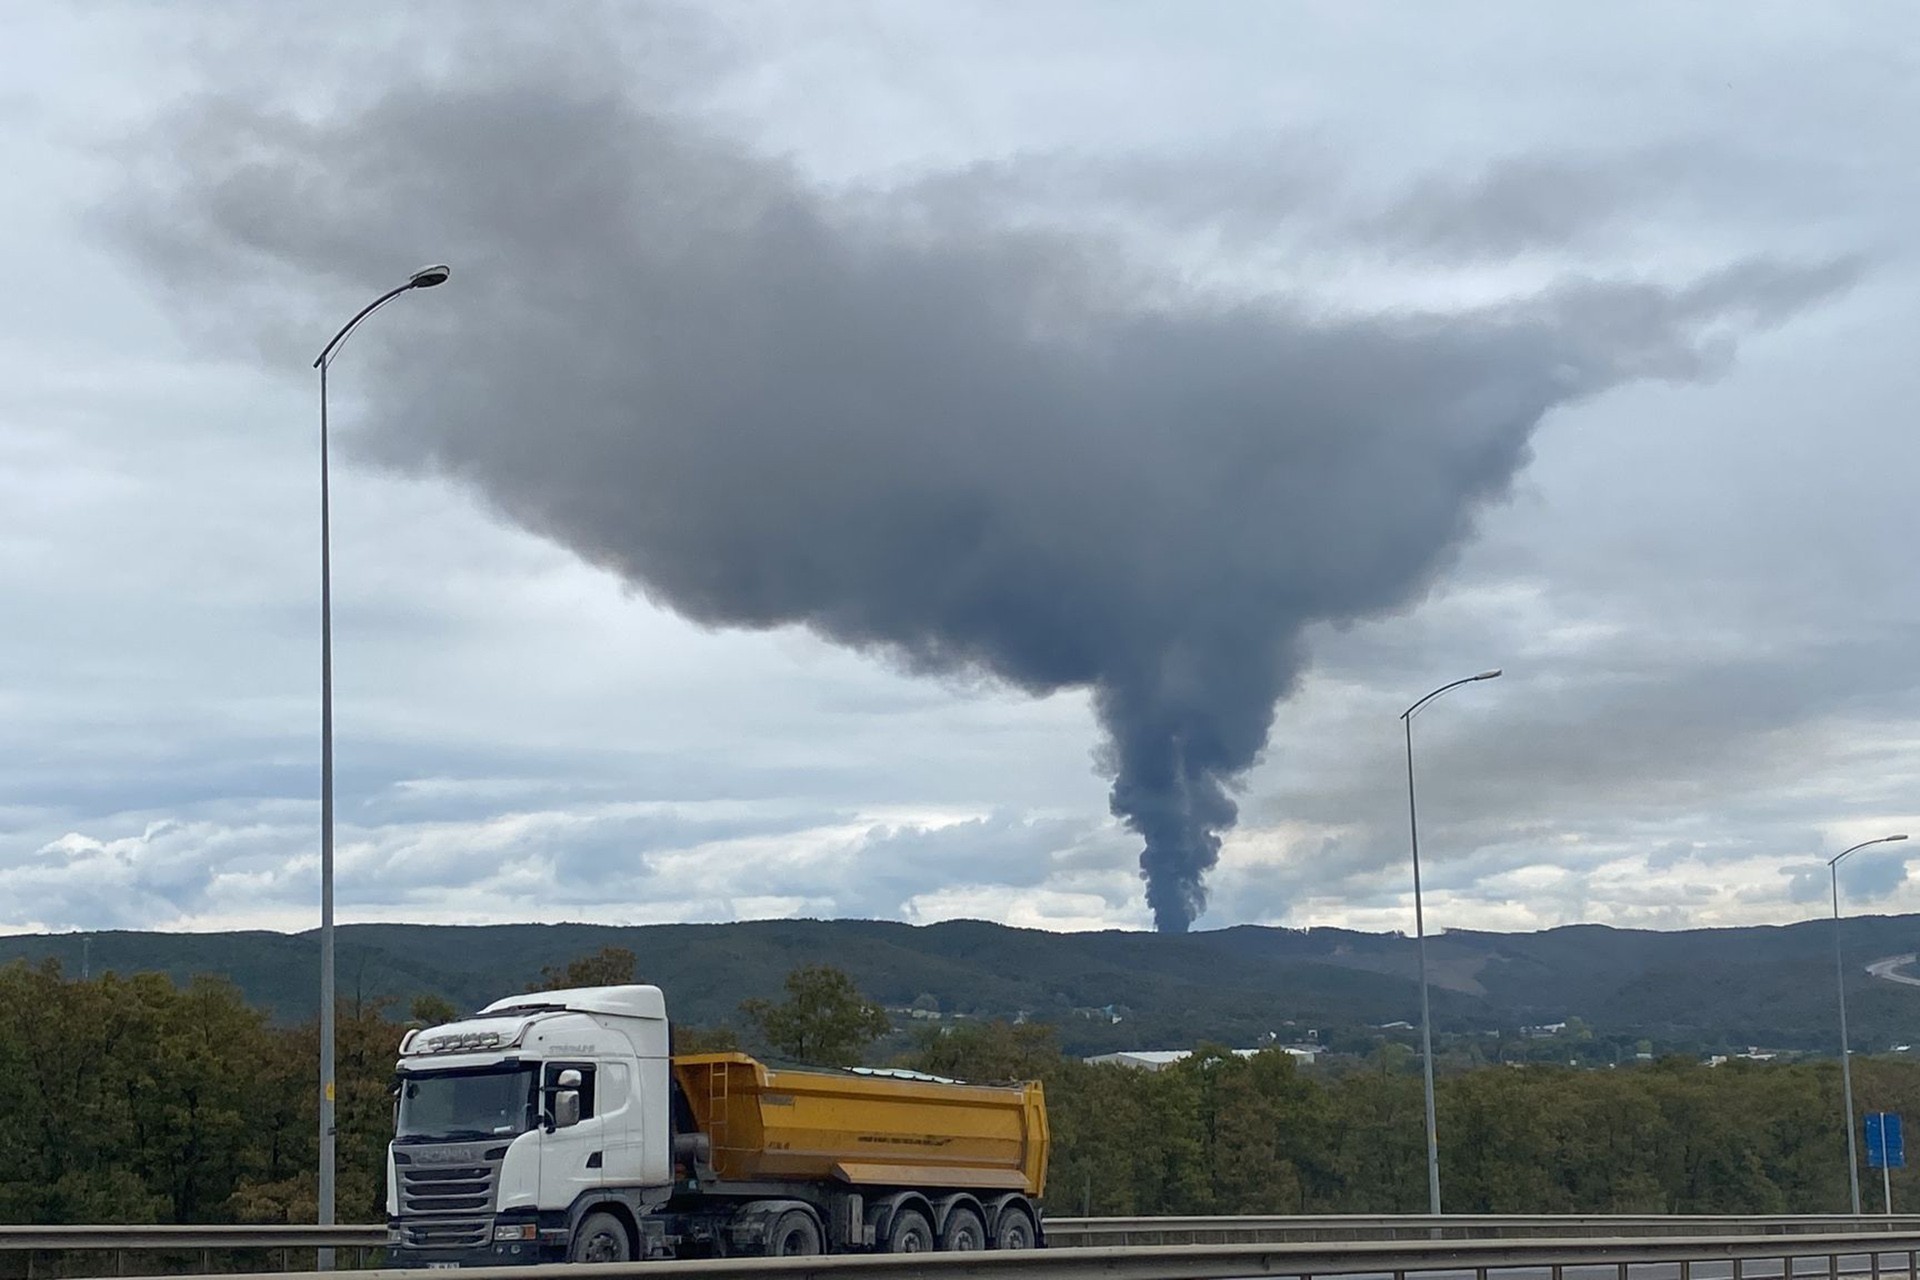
(1086, 1050), (1191, 1071)
(1704, 1049), (1779, 1066)
(1086, 1046), (1322, 1071)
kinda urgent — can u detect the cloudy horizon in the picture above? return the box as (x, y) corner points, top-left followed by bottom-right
(3, 2), (1918, 939)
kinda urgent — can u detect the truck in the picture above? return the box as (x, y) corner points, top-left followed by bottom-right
(385, 983), (1049, 1265)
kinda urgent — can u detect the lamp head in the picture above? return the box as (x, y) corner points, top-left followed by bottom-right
(409, 264), (451, 289)
(1474, 669), (1503, 681)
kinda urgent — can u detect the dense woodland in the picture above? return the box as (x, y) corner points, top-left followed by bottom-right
(1, 951), (1914, 1226)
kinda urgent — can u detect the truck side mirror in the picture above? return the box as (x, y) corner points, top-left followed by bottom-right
(542, 1068), (585, 1130)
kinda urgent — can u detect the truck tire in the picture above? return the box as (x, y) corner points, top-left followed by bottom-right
(938, 1205), (986, 1251)
(992, 1203), (1037, 1250)
(885, 1207), (934, 1253)
(569, 1212), (632, 1263)
(768, 1209), (822, 1257)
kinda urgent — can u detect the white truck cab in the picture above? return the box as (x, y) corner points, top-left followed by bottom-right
(387, 985), (672, 1265)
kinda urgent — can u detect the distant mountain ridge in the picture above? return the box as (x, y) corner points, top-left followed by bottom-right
(5, 913), (1919, 1055)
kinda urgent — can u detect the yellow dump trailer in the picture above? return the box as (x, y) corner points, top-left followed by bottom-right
(673, 1053), (1048, 1196)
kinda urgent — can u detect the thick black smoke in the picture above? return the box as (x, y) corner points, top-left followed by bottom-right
(117, 77), (1851, 930)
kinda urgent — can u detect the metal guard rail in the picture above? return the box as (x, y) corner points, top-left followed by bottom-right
(0, 1226), (384, 1251)
(9, 1230), (1920, 1280)
(1050, 1216), (1920, 1244)
(13, 1216), (1920, 1254)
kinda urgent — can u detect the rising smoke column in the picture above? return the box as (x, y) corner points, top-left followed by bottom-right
(116, 74), (1853, 931)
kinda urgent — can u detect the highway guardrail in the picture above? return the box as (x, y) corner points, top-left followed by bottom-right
(11, 1219), (1920, 1276)
(5, 1229), (1920, 1280)
(1048, 1215), (1920, 1244)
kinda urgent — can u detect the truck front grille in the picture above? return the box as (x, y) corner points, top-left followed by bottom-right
(396, 1149), (505, 1250)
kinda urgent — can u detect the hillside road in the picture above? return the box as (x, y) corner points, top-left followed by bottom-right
(1868, 954), (1920, 987)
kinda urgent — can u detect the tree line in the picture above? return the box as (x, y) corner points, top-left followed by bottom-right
(2, 950), (1913, 1224)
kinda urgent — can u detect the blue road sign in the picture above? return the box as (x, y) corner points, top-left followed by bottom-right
(1867, 1112), (1905, 1170)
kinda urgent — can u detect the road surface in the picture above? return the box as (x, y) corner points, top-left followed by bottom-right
(1868, 955), (1920, 989)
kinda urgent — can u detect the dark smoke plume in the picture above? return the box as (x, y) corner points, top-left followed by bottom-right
(115, 75), (1853, 930)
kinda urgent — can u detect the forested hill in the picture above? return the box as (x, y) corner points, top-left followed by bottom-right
(6, 913), (1920, 1055)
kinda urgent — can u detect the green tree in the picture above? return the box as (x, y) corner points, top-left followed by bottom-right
(409, 994), (459, 1026)
(536, 946), (637, 990)
(0, 960), (169, 1222)
(1192, 1049), (1334, 1213)
(674, 1024), (741, 1054)
(740, 964), (891, 1066)
(908, 1019), (1060, 1082)
(1324, 1060), (1426, 1210)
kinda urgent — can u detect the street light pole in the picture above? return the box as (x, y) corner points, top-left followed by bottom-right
(1401, 668), (1502, 1216)
(1830, 832), (1908, 1216)
(311, 265), (449, 1265)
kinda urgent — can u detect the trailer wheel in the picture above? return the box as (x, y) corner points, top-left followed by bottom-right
(992, 1203), (1037, 1250)
(885, 1207), (934, 1253)
(939, 1206), (986, 1251)
(569, 1212), (632, 1263)
(769, 1209), (821, 1257)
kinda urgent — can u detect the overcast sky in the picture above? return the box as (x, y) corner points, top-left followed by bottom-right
(3, 2), (1917, 939)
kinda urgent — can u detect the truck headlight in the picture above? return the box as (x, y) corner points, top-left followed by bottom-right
(494, 1224), (537, 1241)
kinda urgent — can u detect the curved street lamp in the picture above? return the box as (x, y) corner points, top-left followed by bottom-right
(1829, 832), (1908, 1215)
(311, 265), (449, 1264)
(1401, 668), (1502, 1216)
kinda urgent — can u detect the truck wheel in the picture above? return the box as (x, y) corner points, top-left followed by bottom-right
(570, 1212), (632, 1263)
(939, 1206), (986, 1251)
(769, 1209), (822, 1257)
(993, 1203), (1037, 1250)
(885, 1207), (934, 1253)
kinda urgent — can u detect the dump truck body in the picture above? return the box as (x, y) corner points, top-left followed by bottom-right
(384, 985), (1047, 1266)
(673, 1053), (1047, 1194)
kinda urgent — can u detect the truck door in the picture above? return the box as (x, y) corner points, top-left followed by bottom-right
(594, 1063), (648, 1186)
(537, 1062), (604, 1211)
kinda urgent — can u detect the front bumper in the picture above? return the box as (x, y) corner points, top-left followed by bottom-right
(386, 1216), (571, 1268)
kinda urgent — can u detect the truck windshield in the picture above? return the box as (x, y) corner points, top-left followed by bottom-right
(396, 1067), (535, 1141)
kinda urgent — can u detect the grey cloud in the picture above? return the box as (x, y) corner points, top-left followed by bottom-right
(1349, 153), (1685, 261)
(1840, 847), (1911, 903)
(1646, 841), (1697, 872)
(615, 812), (1098, 924)
(888, 144), (1337, 250)
(541, 810), (1095, 919)
(1783, 863), (1831, 906)
(1243, 599), (1920, 895)
(895, 144), (1737, 267)
(539, 807), (850, 886)
(839, 813), (1096, 905)
(109, 63), (1853, 932)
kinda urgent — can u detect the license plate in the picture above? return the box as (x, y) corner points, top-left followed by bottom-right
(427, 1263), (460, 1270)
